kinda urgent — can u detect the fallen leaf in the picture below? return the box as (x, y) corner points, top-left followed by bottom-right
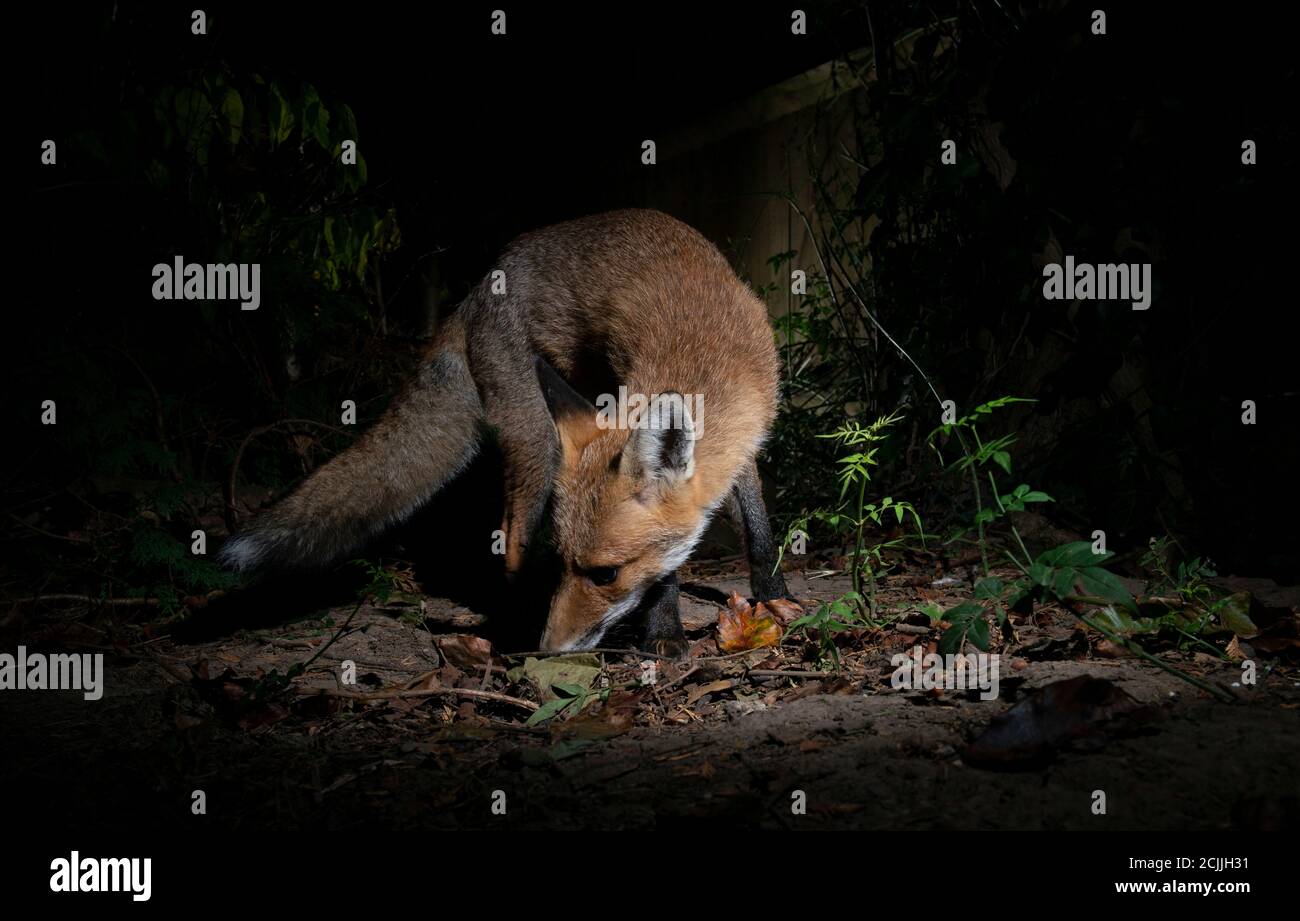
(516, 654), (601, 701)
(553, 709), (634, 741)
(436, 634), (494, 668)
(685, 679), (733, 706)
(1093, 639), (1131, 658)
(759, 597), (805, 625)
(717, 591), (783, 652)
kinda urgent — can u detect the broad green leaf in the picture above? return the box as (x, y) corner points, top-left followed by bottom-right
(519, 654), (600, 701)
(1039, 541), (1111, 568)
(1075, 566), (1139, 614)
(1051, 567), (1076, 600)
(1215, 591), (1258, 638)
(333, 102), (359, 145)
(300, 83), (331, 148)
(268, 82), (295, 146)
(525, 697), (573, 726)
(1085, 606), (1160, 636)
(220, 87), (244, 146)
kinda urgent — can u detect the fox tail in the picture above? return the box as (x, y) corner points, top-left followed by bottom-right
(219, 314), (482, 572)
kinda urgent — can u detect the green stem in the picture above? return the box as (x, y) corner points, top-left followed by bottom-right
(851, 474), (868, 617)
(1069, 599), (1235, 703)
(866, 555), (878, 622)
(986, 470), (1034, 571)
(954, 429), (990, 576)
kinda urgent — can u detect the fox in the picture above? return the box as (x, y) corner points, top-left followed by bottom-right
(219, 209), (789, 655)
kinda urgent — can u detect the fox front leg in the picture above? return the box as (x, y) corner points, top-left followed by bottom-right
(639, 571), (689, 659)
(726, 458), (790, 602)
(466, 310), (558, 577)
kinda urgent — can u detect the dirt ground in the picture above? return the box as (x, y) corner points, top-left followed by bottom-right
(4, 561), (1299, 831)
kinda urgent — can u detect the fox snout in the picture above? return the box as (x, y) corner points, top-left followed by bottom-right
(540, 578), (646, 652)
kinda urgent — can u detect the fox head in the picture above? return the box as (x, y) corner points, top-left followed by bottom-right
(534, 358), (707, 651)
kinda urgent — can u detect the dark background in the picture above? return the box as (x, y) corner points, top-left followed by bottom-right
(7, 1), (1299, 617)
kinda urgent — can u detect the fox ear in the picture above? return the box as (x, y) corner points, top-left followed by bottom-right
(535, 355), (601, 463)
(622, 392), (696, 486)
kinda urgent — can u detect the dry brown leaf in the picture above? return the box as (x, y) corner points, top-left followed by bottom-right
(716, 591), (783, 652)
(759, 597), (804, 625)
(685, 678), (734, 706)
(436, 634), (494, 668)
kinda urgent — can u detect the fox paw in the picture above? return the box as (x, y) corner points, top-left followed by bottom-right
(647, 636), (691, 661)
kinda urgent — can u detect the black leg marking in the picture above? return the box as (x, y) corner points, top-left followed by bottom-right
(726, 459), (790, 602)
(639, 571), (688, 659)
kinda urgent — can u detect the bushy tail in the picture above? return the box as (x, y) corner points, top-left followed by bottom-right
(219, 317), (482, 572)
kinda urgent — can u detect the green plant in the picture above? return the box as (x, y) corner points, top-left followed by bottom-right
(1142, 536), (1217, 605)
(785, 592), (865, 668)
(928, 396), (1048, 577)
(779, 411), (924, 622)
(525, 683), (603, 726)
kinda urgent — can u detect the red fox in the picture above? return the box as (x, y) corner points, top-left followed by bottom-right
(220, 210), (789, 654)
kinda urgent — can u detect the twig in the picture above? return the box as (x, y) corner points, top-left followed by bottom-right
(8, 593), (156, 606)
(747, 669), (841, 679)
(502, 646), (677, 661)
(6, 514), (91, 544)
(653, 665), (699, 694)
(305, 685), (538, 712)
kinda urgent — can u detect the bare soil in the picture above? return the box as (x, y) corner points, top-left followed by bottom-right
(4, 562), (1298, 831)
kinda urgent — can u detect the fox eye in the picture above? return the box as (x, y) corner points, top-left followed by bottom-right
(585, 566), (620, 586)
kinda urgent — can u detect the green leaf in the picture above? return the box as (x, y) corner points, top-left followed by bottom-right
(268, 82), (295, 146)
(333, 102), (359, 145)
(300, 83), (331, 149)
(1214, 591), (1258, 638)
(1039, 541), (1111, 568)
(1051, 567), (1077, 601)
(1085, 606), (1160, 636)
(937, 626), (964, 655)
(993, 451), (1012, 474)
(525, 697), (572, 726)
(220, 87), (244, 146)
(1075, 566), (1139, 615)
(519, 655), (600, 701)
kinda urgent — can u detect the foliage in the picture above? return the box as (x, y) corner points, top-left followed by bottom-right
(11, 12), (408, 610)
(763, 0), (1294, 581)
(785, 593), (865, 668)
(928, 395), (1049, 576)
(779, 411), (924, 623)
